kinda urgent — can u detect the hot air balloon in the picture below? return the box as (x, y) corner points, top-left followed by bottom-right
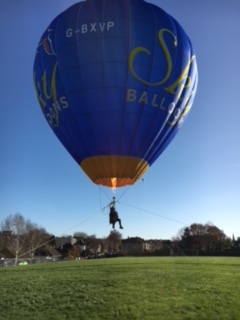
(33, 0), (198, 190)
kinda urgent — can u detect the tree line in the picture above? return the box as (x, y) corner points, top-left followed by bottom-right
(172, 223), (237, 254)
(0, 213), (51, 265)
(0, 213), (122, 265)
(1, 213), (239, 265)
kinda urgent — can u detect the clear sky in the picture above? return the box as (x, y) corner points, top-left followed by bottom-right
(0, 0), (239, 240)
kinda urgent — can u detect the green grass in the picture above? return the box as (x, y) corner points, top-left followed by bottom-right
(1, 257), (240, 320)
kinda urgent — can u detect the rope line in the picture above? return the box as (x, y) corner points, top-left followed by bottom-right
(16, 193), (187, 261)
(119, 201), (187, 226)
(17, 210), (100, 260)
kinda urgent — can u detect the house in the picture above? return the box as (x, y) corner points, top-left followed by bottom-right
(0, 247), (31, 259)
(0, 231), (13, 236)
(53, 236), (74, 258)
(147, 239), (165, 252)
(45, 246), (62, 260)
(0, 231), (13, 250)
(146, 239), (171, 254)
(121, 237), (148, 255)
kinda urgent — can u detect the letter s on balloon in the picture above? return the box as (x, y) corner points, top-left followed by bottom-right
(128, 29), (177, 86)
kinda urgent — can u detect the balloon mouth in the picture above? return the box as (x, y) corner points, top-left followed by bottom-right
(80, 155), (149, 188)
(110, 177), (117, 193)
(96, 177), (135, 188)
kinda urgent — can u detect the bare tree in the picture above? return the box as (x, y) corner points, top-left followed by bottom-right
(73, 231), (88, 239)
(25, 222), (50, 262)
(107, 230), (122, 253)
(205, 224), (231, 251)
(178, 222), (230, 253)
(1, 213), (27, 265)
(189, 223), (208, 250)
(84, 235), (100, 256)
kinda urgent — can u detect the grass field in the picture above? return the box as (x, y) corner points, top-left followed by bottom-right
(1, 257), (240, 320)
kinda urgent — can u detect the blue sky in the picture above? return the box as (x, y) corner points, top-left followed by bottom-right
(0, 0), (240, 240)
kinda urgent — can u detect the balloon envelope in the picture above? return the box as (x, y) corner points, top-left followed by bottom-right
(33, 0), (198, 188)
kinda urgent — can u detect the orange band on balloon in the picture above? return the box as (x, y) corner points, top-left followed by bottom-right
(80, 156), (149, 188)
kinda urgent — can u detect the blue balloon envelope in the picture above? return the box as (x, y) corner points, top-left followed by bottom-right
(33, 0), (198, 188)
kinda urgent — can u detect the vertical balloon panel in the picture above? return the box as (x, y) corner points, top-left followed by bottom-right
(33, 0), (198, 188)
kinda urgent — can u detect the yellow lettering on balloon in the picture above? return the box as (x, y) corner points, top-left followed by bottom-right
(34, 62), (60, 127)
(33, 72), (46, 108)
(33, 62), (58, 109)
(129, 29), (177, 86)
(167, 90), (195, 127)
(165, 55), (196, 97)
(138, 91), (148, 104)
(178, 103), (192, 125)
(41, 62), (58, 102)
